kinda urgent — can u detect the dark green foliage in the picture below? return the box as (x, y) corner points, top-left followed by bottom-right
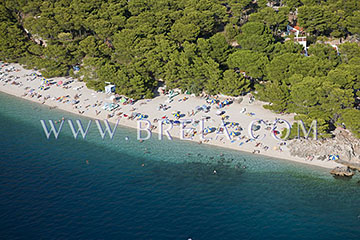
(249, 7), (289, 34)
(297, 0), (360, 37)
(0, 0), (359, 137)
(340, 109), (360, 138)
(227, 50), (269, 79)
(282, 0), (302, 11)
(339, 42), (360, 63)
(298, 5), (331, 36)
(347, 11), (360, 37)
(219, 70), (251, 96)
(0, 4), (29, 60)
(256, 81), (290, 113)
(224, 24), (239, 41)
(236, 22), (275, 52)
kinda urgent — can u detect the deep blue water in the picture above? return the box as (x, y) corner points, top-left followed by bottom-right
(0, 92), (360, 240)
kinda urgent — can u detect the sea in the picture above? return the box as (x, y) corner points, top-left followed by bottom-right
(0, 92), (359, 240)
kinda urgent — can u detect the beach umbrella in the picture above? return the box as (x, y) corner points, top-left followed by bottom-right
(173, 113), (180, 118)
(195, 106), (202, 111)
(57, 80), (63, 85)
(230, 131), (237, 136)
(39, 85), (44, 90)
(205, 127), (215, 134)
(329, 155), (339, 161)
(204, 128), (210, 134)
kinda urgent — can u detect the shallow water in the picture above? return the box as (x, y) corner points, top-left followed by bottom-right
(0, 92), (359, 239)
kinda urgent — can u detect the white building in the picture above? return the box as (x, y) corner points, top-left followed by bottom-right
(105, 84), (116, 94)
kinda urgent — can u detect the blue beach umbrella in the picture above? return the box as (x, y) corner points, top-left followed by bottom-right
(329, 155), (339, 161)
(210, 99), (216, 104)
(204, 127), (213, 134)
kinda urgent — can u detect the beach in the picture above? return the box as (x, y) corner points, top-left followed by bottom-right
(0, 62), (340, 169)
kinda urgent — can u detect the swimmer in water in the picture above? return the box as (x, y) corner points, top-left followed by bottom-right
(213, 170), (217, 174)
(86, 160), (89, 164)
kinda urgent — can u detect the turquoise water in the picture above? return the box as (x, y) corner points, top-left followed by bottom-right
(0, 92), (360, 239)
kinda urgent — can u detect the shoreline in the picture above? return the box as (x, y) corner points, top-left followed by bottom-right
(0, 63), (340, 169)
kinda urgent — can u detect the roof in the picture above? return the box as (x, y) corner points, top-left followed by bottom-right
(294, 25), (304, 32)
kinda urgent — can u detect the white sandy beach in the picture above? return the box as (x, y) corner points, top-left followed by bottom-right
(0, 62), (340, 169)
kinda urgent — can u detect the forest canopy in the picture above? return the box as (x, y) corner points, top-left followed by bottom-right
(0, 0), (359, 138)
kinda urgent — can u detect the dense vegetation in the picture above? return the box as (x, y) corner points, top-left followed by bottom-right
(0, 0), (359, 138)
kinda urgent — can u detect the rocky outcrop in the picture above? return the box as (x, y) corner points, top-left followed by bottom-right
(288, 128), (360, 166)
(330, 166), (355, 178)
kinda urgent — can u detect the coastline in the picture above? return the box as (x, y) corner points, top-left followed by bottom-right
(0, 63), (340, 169)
